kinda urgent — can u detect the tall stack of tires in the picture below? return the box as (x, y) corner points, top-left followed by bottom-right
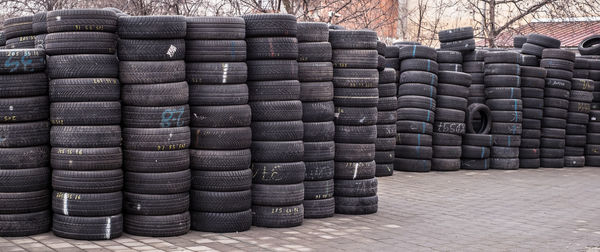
(539, 49), (575, 168)
(461, 104), (493, 170)
(0, 48), (50, 236)
(521, 34), (560, 59)
(297, 22), (335, 218)
(564, 76), (594, 167)
(518, 63), (547, 168)
(463, 50), (487, 105)
(3, 15), (35, 49)
(242, 14), (305, 227)
(432, 71), (471, 171)
(32, 12), (47, 49)
(46, 9), (122, 240)
(118, 15), (191, 236)
(484, 51), (522, 170)
(376, 67), (397, 177)
(438, 27), (475, 52)
(437, 50), (462, 72)
(395, 45), (437, 172)
(330, 29), (378, 214)
(384, 45), (400, 73)
(185, 17), (252, 233)
(585, 57), (600, 166)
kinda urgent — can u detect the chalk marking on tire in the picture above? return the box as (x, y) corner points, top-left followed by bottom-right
(105, 216), (111, 239)
(63, 192), (69, 215)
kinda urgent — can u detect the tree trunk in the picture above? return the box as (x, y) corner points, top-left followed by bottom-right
(488, 0), (496, 47)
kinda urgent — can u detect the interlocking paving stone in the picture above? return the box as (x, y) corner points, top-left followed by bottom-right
(5, 168), (600, 251)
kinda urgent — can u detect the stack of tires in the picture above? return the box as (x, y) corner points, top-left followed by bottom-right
(564, 77), (594, 167)
(395, 45), (438, 172)
(463, 50), (487, 105)
(377, 41), (386, 71)
(484, 51), (522, 170)
(46, 9), (122, 240)
(585, 57), (600, 166)
(118, 15), (191, 236)
(0, 48), (50, 236)
(518, 63), (547, 168)
(438, 27), (475, 52)
(521, 34), (560, 59)
(32, 12), (47, 49)
(432, 71), (471, 171)
(242, 14), (305, 227)
(330, 29), (378, 214)
(539, 49), (575, 168)
(384, 45), (400, 72)
(185, 17), (252, 233)
(376, 67), (397, 177)
(186, 16), (253, 232)
(437, 50), (462, 72)
(3, 15), (35, 49)
(297, 22), (335, 218)
(461, 104), (493, 170)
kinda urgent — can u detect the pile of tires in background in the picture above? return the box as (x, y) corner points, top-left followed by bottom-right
(3, 6), (600, 240)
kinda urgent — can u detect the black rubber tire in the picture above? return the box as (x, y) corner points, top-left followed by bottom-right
(52, 191), (122, 217)
(124, 149), (189, 173)
(489, 158), (519, 170)
(329, 30), (377, 49)
(332, 68), (378, 88)
(46, 32), (117, 55)
(335, 195), (377, 215)
(190, 105), (250, 128)
(191, 168), (252, 192)
(242, 14), (297, 38)
(0, 121), (49, 148)
(579, 35), (600, 55)
(125, 105), (190, 128)
(0, 96), (48, 123)
(0, 210), (51, 237)
(303, 101), (334, 123)
(0, 73), (48, 98)
(0, 49), (46, 74)
(52, 169), (122, 193)
(304, 198), (335, 218)
(298, 42), (332, 62)
(191, 210), (252, 233)
(119, 39), (185, 61)
(50, 102), (120, 126)
(48, 54), (118, 79)
(0, 190), (49, 214)
(122, 127), (190, 151)
(461, 159), (490, 170)
(247, 37), (298, 60)
(50, 125), (120, 148)
(332, 49), (378, 69)
(0, 167), (49, 192)
(334, 161), (377, 180)
(119, 61), (186, 84)
(1, 145), (49, 169)
(334, 143), (375, 162)
(191, 127), (252, 150)
(252, 204), (303, 228)
(190, 190), (251, 213)
(527, 34), (561, 48)
(123, 192), (189, 216)
(52, 147), (122, 171)
(188, 84), (248, 106)
(49, 78), (119, 102)
(124, 212), (190, 237)
(484, 51), (521, 64)
(305, 160), (334, 181)
(401, 58), (439, 73)
(3, 16), (34, 39)
(399, 70), (437, 85)
(252, 183), (304, 206)
(117, 15), (186, 39)
(333, 88), (379, 107)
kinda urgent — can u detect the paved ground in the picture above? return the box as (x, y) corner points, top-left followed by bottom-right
(2, 167), (600, 252)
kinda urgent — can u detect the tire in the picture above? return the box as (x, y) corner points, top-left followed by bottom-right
(396, 108), (435, 123)
(483, 75), (520, 88)
(190, 149), (251, 171)
(298, 42), (332, 62)
(485, 88), (521, 99)
(5, 36), (36, 49)
(466, 103), (492, 134)
(438, 27), (473, 42)
(304, 198), (335, 218)
(397, 83), (436, 98)
(119, 39), (185, 61)
(394, 145), (432, 159)
(252, 204), (303, 228)
(527, 34), (561, 48)
(249, 80), (301, 101)
(303, 122), (335, 142)
(120, 61), (186, 84)
(396, 133), (432, 146)
(334, 161), (377, 180)
(1, 145), (49, 169)
(52, 191), (122, 217)
(124, 212), (190, 237)
(300, 82), (333, 102)
(242, 14), (297, 38)
(0, 73), (48, 98)
(122, 127), (190, 151)
(299, 63), (333, 82)
(303, 101), (334, 122)
(3, 16), (34, 39)
(332, 68), (378, 88)
(490, 158), (519, 170)
(185, 16), (244, 40)
(431, 158), (460, 171)
(189, 84), (248, 106)
(191, 210), (251, 233)
(540, 158), (564, 168)
(125, 170), (190, 194)
(46, 32), (117, 55)
(190, 105), (249, 128)
(579, 35), (600, 55)
(0, 210), (51, 237)
(0, 121), (50, 148)
(335, 196), (377, 215)
(190, 190), (250, 213)
(540, 59), (574, 71)
(247, 37), (298, 60)
(0, 167), (49, 192)
(122, 82), (188, 107)
(401, 58), (439, 73)
(125, 105), (190, 128)
(542, 48), (575, 61)
(334, 143), (375, 162)
(437, 83), (469, 98)
(398, 45), (437, 60)
(0, 190), (49, 214)
(521, 43), (544, 57)
(252, 183), (304, 206)
(48, 54), (118, 79)
(250, 100), (302, 121)
(333, 88), (379, 107)
(484, 63), (521, 76)
(332, 49), (378, 69)
(0, 49), (46, 74)
(52, 147), (122, 171)
(247, 60), (298, 81)
(124, 192), (189, 216)
(49, 78), (119, 102)
(118, 15), (186, 39)
(513, 35), (527, 48)
(191, 169), (252, 192)
(50, 102), (120, 126)
(0, 96), (49, 123)
(329, 30), (377, 49)
(394, 158), (431, 172)
(305, 160), (334, 181)
(297, 22), (329, 42)
(191, 127), (252, 150)
(399, 70), (438, 85)
(461, 159), (490, 170)
(52, 169), (122, 193)
(124, 150), (189, 173)
(304, 141), (335, 161)
(520, 67), (547, 79)
(484, 51), (521, 64)
(51, 125), (120, 148)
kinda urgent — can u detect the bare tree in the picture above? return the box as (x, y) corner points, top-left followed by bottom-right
(404, 0), (455, 47)
(463, 0), (600, 47)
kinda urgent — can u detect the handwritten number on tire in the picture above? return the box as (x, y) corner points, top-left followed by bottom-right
(160, 107), (185, 128)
